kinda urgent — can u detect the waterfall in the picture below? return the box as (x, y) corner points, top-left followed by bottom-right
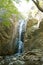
(18, 19), (25, 53)
(19, 19), (25, 41)
(15, 19), (26, 56)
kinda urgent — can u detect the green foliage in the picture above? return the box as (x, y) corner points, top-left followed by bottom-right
(26, 0), (29, 2)
(0, 0), (19, 18)
(2, 20), (11, 27)
(0, 0), (20, 27)
(0, 18), (11, 27)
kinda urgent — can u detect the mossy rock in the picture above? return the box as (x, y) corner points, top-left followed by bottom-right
(0, 18), (15, 55)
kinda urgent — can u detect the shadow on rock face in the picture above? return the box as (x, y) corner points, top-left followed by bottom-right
(24, 18), (43, 51)
(0, 18), (18, 55)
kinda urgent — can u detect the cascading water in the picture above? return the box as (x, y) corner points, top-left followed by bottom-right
(18, 19), (25, 53)
(15, 19), (26, 56)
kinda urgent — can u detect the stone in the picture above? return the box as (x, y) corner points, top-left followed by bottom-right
(24, 18), (43, 51)
(0, 16), (18, 55)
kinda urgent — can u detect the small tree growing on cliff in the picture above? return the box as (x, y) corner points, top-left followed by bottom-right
(26, 0), (43, 12)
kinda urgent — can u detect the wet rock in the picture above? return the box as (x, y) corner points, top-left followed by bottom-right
(0, 56), (3, 61)
(20, 50), (43, 65)
(0, 51), (43, 65)
(12, 58), (17, 61)
(0, 55), (25, 65)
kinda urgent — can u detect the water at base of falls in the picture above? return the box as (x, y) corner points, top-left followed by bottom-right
(15, 40), (24, 56)
(15, 19), (25, 56)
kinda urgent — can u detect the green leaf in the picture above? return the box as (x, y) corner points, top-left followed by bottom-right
(0, 0), (19, 18)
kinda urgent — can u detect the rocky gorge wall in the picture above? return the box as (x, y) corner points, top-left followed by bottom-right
(0, 15), (19, 55)
(0, 17), (43, 55)
(24, 18), (43, 52)
(0, 17), (43, 65)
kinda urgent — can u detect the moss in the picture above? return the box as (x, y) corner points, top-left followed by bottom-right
(2, 21), (11, 27)
(0, 19), (12, 27)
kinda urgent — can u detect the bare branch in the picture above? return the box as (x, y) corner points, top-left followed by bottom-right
(32, 0), (43, 12)
(36, 0), (39, 4)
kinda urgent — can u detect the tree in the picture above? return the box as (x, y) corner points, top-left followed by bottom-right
(0, 0), (19, 19)
(32, 0), (43, 12)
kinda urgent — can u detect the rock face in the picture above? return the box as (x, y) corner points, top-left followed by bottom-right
(0, 50), (43, 65)
(24, 18), (43, 51)
(0, 18), (43, 65)
(0, 17), (18, 55)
